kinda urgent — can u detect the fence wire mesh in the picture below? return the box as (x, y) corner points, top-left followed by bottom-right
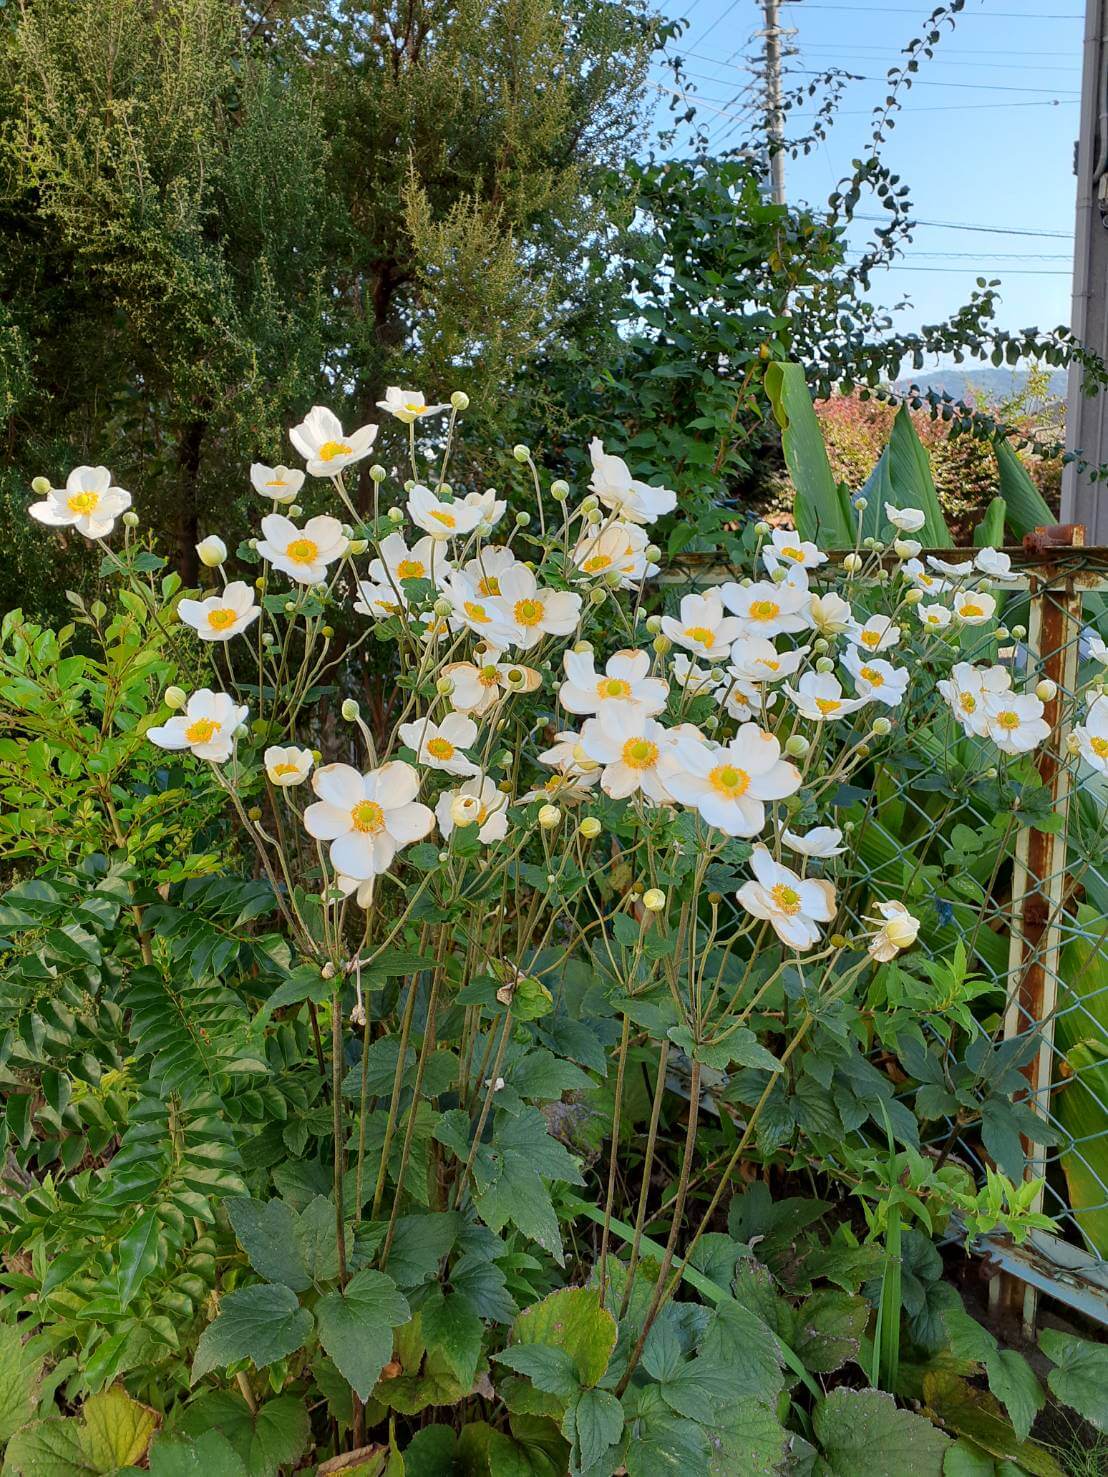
(669, 547), (1108, 1328)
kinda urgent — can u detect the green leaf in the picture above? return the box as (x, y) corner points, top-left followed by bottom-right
(511, 1287), (617, 1389)
(765, 362), (854, 549)
(813, 1388), (950, 1476)
(793, 1290), (868, 1374)
(564, 1387), (623, 1471)
(293, 1195), (342, 1284)
(699, 1297), (784, 1405)
(495, 1344), (581, 1399)
(1041, 1328), (1108, 1433)
(922, 1374), (1062, 1477)
(868, 403), (950, 548)
(385, 1212), (461, 1289)
(226, 1198), (312, 1292)
(175, 1393), (310, 1477)
(0, 1319), (43, 1442)
(708, 1400), (789, 1476)
(421, 1290), (484, 1390)
(192, 1285), (313, 1382)
(973, 496), (1007, 550)
(148, 1429), (249, 1477)
(315, 1269), (410, 1401)
(996, 437), (1053, 539)
(117, 1213), (162, 1309)
(6, 1388), (159, 1476)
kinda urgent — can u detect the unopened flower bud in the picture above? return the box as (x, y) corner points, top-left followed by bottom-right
(247, 805), (262, 821)
(288, 504), (303, 518)
(815, 656), (835, 674)
(893, 538), (918, 559)
(754, 521), (771, 537)
(164, 685), (187, 710)
(322, 624), (334, 639)
(550, 479), (569, 500)
(645, 544), (661, 562)
(862, 537), (879, 551)
(573, 640), (593, 654)
(812, 637), (829, 654)
(854, 497), (868, 511)
(904, 587), (923, 605)
(348, 538), (368, 556)
(370, 464), (387, 483)
(450, 391), (469, 411)
(262, 631), (275, 646)
(871, 716), (892, 737)
(538, 804), (561, 829)
(495, 750), (513, 770)
(784, 734), (809, 758)
(388, 506), (404, 523)
(653, 634), (671, 656)
(1012, 624), (1027, 640)
(450, 793), (480, 827)
(579, 816), (601, 839)
(403, 479), (415, 493)
(770, 566), (788, 584)
(829, 933), (848, 949)
(704, 715), (719, 732)
(284, 600), (296, 613)
(436, 676), (455, 696)
(856, 742), (871, 758)
(645, 615), (662, 634)
(433, 597), (452, 617)
(642, 888), (666, 912)
(515, 511), (530, 527)
(341, 699), (360, 721)
(513, 444), (530, 463)
(589, 586), (606, 606)
(31, 475), (51, 496)
(436, 484), (452, 499)
(995, 626), (1010, 641)
(196, 535), (227, 568)
(585, 508), (602, 526)
(1035, 678), (1057, 703)
(842, 553), (863, 573)
(580, 495), (599, 513)
(123, 510), (139, 528)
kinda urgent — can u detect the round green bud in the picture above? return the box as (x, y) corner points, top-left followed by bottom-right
(652, 634), (672, 656)
(642, 888), (666, 912)
(284, 600), (296, 613)
(340, 523), (352, 538)
(815, 655), (835, 674)
(513, 444), (530, 463)
(754, 520), (771, 536)
(431, 596), (451, 618)
(348, 538), (368, 556)
(495, 749), (513, 770)
(842, 553), (863, 573)
(704, 715), (719, 732)
(288, 504), (303, 518)
(387, 506), (405, 524)
(403, 478), (415, 493)
(550, 479), (569, 500)
(812, 637), (829, 654)
(164, 685), (187, 710)
(579, 816), (601, 839)
(248, 537), (259, 550)
(515, 510), (530, 527)
(995, 625), (1010, 641)
(645, 544), (661, 562)
(871, 716), (892, 737)
(904, 587), (924, 605)
(1035, 678), (1057, 703)
(645, 615), (662, 634)
(784, 734), (809, 758)
(585, 508), (602, 526)
(341, 699), (360, 721)
(854, 496), (868, 511)
(604, 570), (622, 588)
(322, 624), (334, 639)
(538, 804), (561, 829)
(31, 475), (51, 496)
(122, 510), (139, 528)
(370, 464), (387, 482)
(436, 676), (455, 696)
(450, 391), (469, 411)
(589, 586), (606, 606)
(1012, 625), (1027, 640)
(262, 632), (275, 646)
(580, 494), (599, 513)
(770, 566), (788, 584)
(437, 483), (452, 499)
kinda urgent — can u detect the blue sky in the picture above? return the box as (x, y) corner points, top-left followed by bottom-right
(647, 0), (1082, 361)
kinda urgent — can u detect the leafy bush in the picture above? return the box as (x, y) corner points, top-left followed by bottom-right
(2, 383), (1107, 1473)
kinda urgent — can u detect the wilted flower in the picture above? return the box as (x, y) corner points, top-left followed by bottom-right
(587, 439), (677, 525)
(178, 580), (260, 641)
(147, 689), (248, 763)
(258, 514), (349, 585)
(665, 724), (800, 836)
(398, 714), (481, 777)
(375, 387), (448, 424)
(303, 761), (434, 880)
(290, 406), (378, 478)
(736, 846), (836, 950)
(251, 464), (305, 504)
(866, 900), (921, 961)
(30, 467), (132, 539)
(265, 745), (314, 786)
(559, 647), (668, 716)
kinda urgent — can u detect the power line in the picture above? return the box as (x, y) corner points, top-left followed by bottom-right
(875, 264), (1071, 275)
(795, 4), (1081, 14)
(674, 45), (1080, 77)
(853, 213), (1073, 240)
(785, 65), (1079, 95)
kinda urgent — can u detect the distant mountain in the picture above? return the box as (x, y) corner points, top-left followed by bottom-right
(891, 367), (1067, 404)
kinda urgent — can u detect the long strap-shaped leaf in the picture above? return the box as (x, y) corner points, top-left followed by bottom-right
(766, 362), (855, 550)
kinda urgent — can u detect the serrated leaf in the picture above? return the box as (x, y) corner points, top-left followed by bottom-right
(793, 1291), (868, 1374)
(1041, 1328), (1108, 1433)
(813, 1388), (950, 1476)
(707, 1399), (788, 1476)
(192, 1285), (313, 1382)
(227, 1198), (312, 1292)
(0, 1319), (43, 1442)
(294, 1195), (342, 1284)
(148, 1428), (249, 1477)
(700, 1297), (784, 1405)
(496, 1343), (580, 1399)
(176, 1393), (310, 1477)
(565, 1387), (623, 1471)
(385, 1212), (460, 1289)
(316, 1270), (410, 1401)
(511, 1287), (617, 1389)
(421, 1290), (483, 1390)
(7, 1387), (159, 1476)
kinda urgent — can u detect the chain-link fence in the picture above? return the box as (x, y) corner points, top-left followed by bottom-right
(669, 544), (1108, 1333)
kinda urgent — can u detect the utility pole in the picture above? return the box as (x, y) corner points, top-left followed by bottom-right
(1061, 0), (1108, 541)
(761, 0), (787, 205)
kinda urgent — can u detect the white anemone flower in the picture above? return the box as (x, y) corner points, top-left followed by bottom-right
(841, 647), (909, 708)
(398, 713), (481, 776)
(463, 546), (520, 598)
(884, 504), (926, 534)
(353, 580), (405, 620)
(848, 614), (901, 655)
(809, 592), (855, 638)
(721, 576), (812, 637)
(762, 528), (827, 573)
(524, 731), (601, 803)
(736, 845), (836, 951)
(303, 761), (434, 880)
(975, 547), (1018, 582)
(463, 489), (507, 534)
(436, 775), (509, 844)
(178, 580), (260, 642)
(258, 514), (348, 585)
(442, 653), (541, 715)
(927, 556), (974, 578)
(30, 466), (132, 539)
(982, 690), (1050, 755)
(250, 464), (305, 504)
(937, 661), (1013, 739)
(147, 689), (247, 764)
(408, 484), (485, 540)
(587, 439), (677, 525)
(1084, 631), (1108, 664)
(375, 387), (449, 424)
(1074, 695), (1108, 772)
(578, 707), (680, 802)
(485, 564), (582, 651)
(368, 532), (451, 602)
(952, 589), (997, 626)
(917, 602), (953, 632)
(902, 558), (949, 595)
(782, 826), (846, 858)
(265, 745), (314, 787)
(866, 900), (922, 962)
(573, 521), (658, 588)
(660, 591), (743, 662)
(439, 573), (500, 638)
(729, 636), (808, 683)
(671, 653), (723, 697)
(290, 406), (378, 478)
(560, 648), (668, 716)
(716, 672), (770, 722)
(785, 672), (868, 722)
(665, 725), (800, 837)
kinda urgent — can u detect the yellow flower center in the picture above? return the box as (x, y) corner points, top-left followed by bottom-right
(684, 626), (715, 646)
(184, 717), (220, 745)
(351, 799), (385, 833)
(959, 693), (977, 713)
(464, 600), (491, 624)
(396, 559), (425, 580)
(475, 803), (490, 824)
(265, 477), (288, 488)
(814, 697), (842, 715)
(709, 764), (751, 797)
(770, 882), (802, 915)
(758, 658), (781, 673)
(286, 538), (319, 564)
(621, 737), (659, 770)
(859, 665), (884, 686)
(272, 761), (301, 777)
(1090, 736), (1108, 758)
(206, 607), (238, 631)
(781, 546), (804, 562)
(427, 736), (456, 760)
(477, 575), (501, 596)
(960, 601), (983, 618)
(926, 613), (944, 625)
(995, 710), (1021, 731)
(66, 490), (100, 515)
(749, 600), (780, 621)
(583, 554), (612, 573)
(316, 440), (352, 462)
(375, 598), (401, 614)
(479, 664), (500, 687)
(429, 509), (457, 528)
(860, 630), (882, 648)
(598, 678), (632, 699)
(514, 598), (544, 627)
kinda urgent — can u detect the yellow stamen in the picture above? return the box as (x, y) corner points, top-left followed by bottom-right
(959, 602), (983, 618)
(959, 693), (977, 714)
(621, 737), (659, 770)
(814, 697), (842, 715)
(781, 546), (804, 562)
(206, 607), (238, 631)
(427, 736), (456, 760)
(995, 710), (1020, 731)
(583, 554), (613, 573)
(272, 762), (300, 777)
(859, 666), (884, 686)
(430, 509), (457, 528)
(684, 626), (715, 647)
(477, 575), (501, 596)
(770, 883), (801, 915)
(396, 559), (425, 580)
(860, 630), (882, 648)
(514, 598), (544, 627)
(464, 600), (491, 624)
(351, 800), (385, 833)
(479, 665), (500, 687)
(265, 478), (287, 488)
(598, 678), (632, 699)
(749, 600), (780, 621)
(286, 538), (319, 564)
(316, 440), (352, 462)
(1090, 736), (1108, 758)
(185, 717), (220, 745)
(66, 490), (100, 516)
(709, 764), (751, 797)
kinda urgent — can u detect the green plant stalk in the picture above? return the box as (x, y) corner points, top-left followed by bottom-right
(618, 1037), (670, 1322)
(872, 1204), (903, 1392)
(370, 968), (422, 1221)
(331, 985), (348, 1286)
(381, 961), (442, 1268)
(452, 1008), (514, 1211)
(598, 1011), (631, 1303)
